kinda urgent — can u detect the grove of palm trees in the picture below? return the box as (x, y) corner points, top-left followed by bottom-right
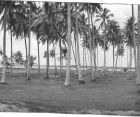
(0, 1), (140, 116)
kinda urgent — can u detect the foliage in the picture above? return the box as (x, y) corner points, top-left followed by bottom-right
(24, 55), (36, 68)
(13, 51), (24, 65)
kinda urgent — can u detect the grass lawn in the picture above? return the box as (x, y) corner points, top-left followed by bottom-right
(0, 68), (140, 115)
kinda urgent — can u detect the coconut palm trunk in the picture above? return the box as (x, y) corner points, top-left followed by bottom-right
(113, 43), (115, 71)
(71, 41), (78, 70)
(91, 13), (97, 77)
(53, 42), (57, 76)
(132, 4), (137, 74)
(74, 33), (79, 73)
(24, 37), (27, 74)
(114, 46), (119, 71)
(87, 4), (94, 80)
(115, 53), (118, 71)
(136, 44), (140, 84)
(85, 48), (88, 70)
(127, 47), (129, 68)
(54, 54), (57, 76)
(96, 45), (98, 68)
(129, 46), (132, 76)
(103, 34), (106, 73)
(75, 3), (83, 82)
(59, 38), (62, 77)
(26, 6), (31, 80)
(64, 2), (71, 86)
(136, 6), (140, 84)
(83, 42), (85, 71)
(45, 39), (50, 79)
(37, 39), (40, 74)
(1, 8), (7, 84)
(10, 30), (13, 75)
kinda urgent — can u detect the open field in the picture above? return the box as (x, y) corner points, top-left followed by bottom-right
(0, 68), (139, 115)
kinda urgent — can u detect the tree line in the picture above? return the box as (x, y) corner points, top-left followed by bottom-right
(0, 1), (139, 85)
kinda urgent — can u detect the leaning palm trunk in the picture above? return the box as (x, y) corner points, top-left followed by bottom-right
(10, 30), (13, 75)
(26, 7), (31, 80)
(75, 3), (83, 82)
(71, 41), (78, 73)
(1, 11), (7, 84)
(64, 3), (71, 86)
(87, 5), (94, 80)
(37, 39), (40, 74)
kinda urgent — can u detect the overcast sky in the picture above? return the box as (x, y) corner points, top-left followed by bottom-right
(0, 3), (138, 67)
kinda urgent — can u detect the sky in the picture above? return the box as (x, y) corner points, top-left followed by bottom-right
(0, 2), (138, 67)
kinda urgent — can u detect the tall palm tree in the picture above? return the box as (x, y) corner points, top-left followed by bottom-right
(31, 6), (42, 75)
(32, 2), (64, 79)
(80, 3), (102, 79)
(106, 20), (121, 71)
(0, 1), (17, 83)
(124, 17), (137, 75)
(96, 8), (113, 73)
(87, 3), (94, 80)
(0, 4), (7, 84)
(64, 2), (71, 86)
(75, 3), (84, 83)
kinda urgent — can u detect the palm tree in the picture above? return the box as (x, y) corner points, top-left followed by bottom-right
(80, 3), (102, 79)
(0, 1), (13, 83)
(31, 6), (42, 75)
(64, 2), (71, 86)
(96, 8), (113, 73)
(74, 3), (84, 83)
(32, 2), (64, 79)
(106, 20), (121, 71)
(87, 3), (94, 80)
(124, 17), (137, 75)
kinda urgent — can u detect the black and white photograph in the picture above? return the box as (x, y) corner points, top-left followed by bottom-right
(0, 0), (140, 116)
